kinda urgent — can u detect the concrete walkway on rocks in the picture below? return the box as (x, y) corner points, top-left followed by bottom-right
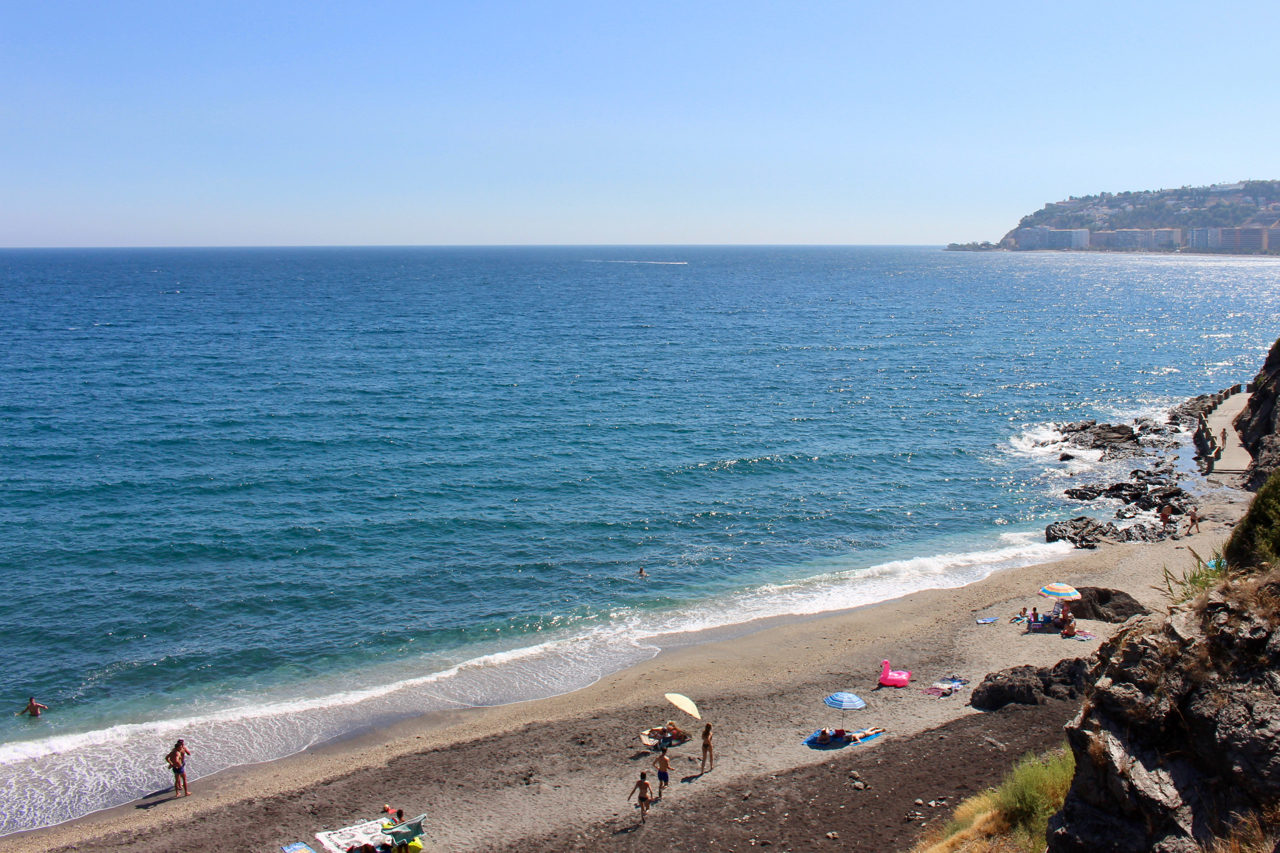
(1204, 392), (1253, 481)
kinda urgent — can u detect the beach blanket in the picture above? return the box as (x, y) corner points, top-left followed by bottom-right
(315, 819), (392, 853)
(922, 676), (970, 698)
(975, 617), (998, 625)
(1070, 631), (1097, 641)
(804, 729), (884, 750)
(282, 845), (318, 853)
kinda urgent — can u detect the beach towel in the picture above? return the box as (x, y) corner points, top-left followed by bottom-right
(1010, 615), (1028, 624)
(975, 617), (998, 625)
(282, 845), (318, 853)
(315, 820), (392, 853)
(804, 729), (884, 749)
(922, 676), (969, 697)
(1071, 631), (1097, 641)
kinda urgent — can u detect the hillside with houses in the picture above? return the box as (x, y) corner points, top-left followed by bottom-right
(949, 181), (1280, 253)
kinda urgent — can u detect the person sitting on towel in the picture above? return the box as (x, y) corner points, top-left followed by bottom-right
(816, 728), (833, 744)
(666, 721), (686, 740)
(1061, 612), (1077, 637)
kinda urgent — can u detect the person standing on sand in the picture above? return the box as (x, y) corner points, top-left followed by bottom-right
(1159, 505), (1174, 528)
(701, 723), (714, 774)
(628, 771), (653, 823)
(652, 748), (671, 797)
(1185, 507), (1201, 535)
(166, 739), (191, 797)
(17, 697), (47, 717)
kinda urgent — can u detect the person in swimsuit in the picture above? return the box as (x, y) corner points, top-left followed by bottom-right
(166, 739), (192, 797)
(17, 697), (47, 717)
(628, 771), (653, 823)
(701, 723), (714, 774)
(1185, 507), (1201, 535)
(652, 748), (671, 797)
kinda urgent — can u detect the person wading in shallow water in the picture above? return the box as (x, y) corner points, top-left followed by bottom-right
(166, 739), (192, 797)
(17, 697), (47, 717)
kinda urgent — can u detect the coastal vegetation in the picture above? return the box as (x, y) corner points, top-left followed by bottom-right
(1016, 181), (1280, 234)
(910, 746), (1075, 853)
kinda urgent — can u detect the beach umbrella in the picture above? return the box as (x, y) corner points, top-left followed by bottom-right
(823, 691), (865, 727)
(664, 693), (701, 720)
(1038, 583), (1082, 601)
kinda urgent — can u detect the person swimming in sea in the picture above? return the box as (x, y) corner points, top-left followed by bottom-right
(17, 697), (47, 717)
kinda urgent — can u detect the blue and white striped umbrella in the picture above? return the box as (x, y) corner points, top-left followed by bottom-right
(823, 692), (866, 711)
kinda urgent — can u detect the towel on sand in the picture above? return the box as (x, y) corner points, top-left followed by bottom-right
(976, 617), (998, 625)
(922, 676), (970, 697)
(282, 845), (318, 853)
(315, 820), (392, 853)
(804, 729), (884, 749)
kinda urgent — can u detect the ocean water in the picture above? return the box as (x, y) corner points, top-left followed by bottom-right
(2, 246), (1279, 835)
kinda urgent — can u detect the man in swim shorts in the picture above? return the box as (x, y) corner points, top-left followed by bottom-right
(166, 739), (192, 797)
(652, 748), (671, 797)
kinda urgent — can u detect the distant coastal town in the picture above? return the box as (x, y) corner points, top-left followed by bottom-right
(949, 180), (1280, 254)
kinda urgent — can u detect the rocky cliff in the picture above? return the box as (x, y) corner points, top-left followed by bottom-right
(1045, 573), (1280, 853)
(1235, 335), (1280, 490)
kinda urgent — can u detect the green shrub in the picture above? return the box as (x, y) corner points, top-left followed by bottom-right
(991, 747), (1076, 852)
(1225, 467), (1280, 571)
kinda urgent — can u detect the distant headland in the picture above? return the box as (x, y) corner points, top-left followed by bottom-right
(949, 180), (1280, 254)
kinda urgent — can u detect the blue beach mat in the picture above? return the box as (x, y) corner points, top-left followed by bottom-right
(976, 617), (998, 625)
(282, 844), (318, 853)
(804, 729), (885, 750)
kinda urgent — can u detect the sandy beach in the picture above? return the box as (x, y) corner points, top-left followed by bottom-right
(3, 479), (1249, 853)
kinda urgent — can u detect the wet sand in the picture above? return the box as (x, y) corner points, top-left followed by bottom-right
(5, 491), (1248, 853)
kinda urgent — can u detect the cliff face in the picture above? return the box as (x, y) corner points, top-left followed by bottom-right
(1046, 575), (1280, 853)
(1235, 336), (1280, 490)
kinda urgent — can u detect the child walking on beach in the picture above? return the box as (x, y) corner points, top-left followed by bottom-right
(628, 771), (653, 823)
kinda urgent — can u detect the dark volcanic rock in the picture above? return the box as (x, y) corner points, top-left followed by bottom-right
(1235, 336), (1280, 490)
(1046, 585), (1280, 853)
(1045, 517), (1169, 549)
(971, 658), (1089, 712)
(1058, 421), (1145, 460)
(1070, 587), (1150, 623)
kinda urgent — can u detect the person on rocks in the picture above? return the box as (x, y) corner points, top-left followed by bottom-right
(1159, 505), (1174, 528)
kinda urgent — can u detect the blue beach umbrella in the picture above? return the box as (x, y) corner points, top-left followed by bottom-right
(823, 691), (866, 727)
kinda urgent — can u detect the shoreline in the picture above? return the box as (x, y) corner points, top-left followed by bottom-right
(5, 482), (1251, 852)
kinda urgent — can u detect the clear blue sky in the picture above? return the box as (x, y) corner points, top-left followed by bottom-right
(3, 1), (1278, 247)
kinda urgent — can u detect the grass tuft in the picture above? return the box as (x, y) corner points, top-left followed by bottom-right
(1159, 547), (1230, 604)
(910, 746), (1074, 853)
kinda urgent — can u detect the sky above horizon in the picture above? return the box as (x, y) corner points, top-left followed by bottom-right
(3, 1), (1279, 248)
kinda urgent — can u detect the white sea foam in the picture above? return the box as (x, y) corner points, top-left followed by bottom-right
(0, 531), (1074, 837)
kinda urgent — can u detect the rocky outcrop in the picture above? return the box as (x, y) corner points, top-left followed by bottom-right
(970, 658), (1090, 711)
(1235, 336), (1280, 489)
(1058, 421), (1145, 460)
(1046, 576), (1280, 853)
(1070, 587), (1150, 623)
(1045, 516), (1171, 549)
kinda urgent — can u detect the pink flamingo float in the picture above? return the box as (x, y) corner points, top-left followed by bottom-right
(879, 659), (911, 688)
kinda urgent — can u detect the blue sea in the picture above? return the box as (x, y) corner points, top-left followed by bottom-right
(2, 246), (1279, 835)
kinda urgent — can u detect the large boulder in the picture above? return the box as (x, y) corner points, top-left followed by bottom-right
(1070, 587), (1150, 623)
(970, 658), (1090, 711)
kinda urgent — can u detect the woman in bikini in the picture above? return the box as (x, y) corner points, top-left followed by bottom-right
(627, 771), (653, 823)
(701, 722), (714, 773)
